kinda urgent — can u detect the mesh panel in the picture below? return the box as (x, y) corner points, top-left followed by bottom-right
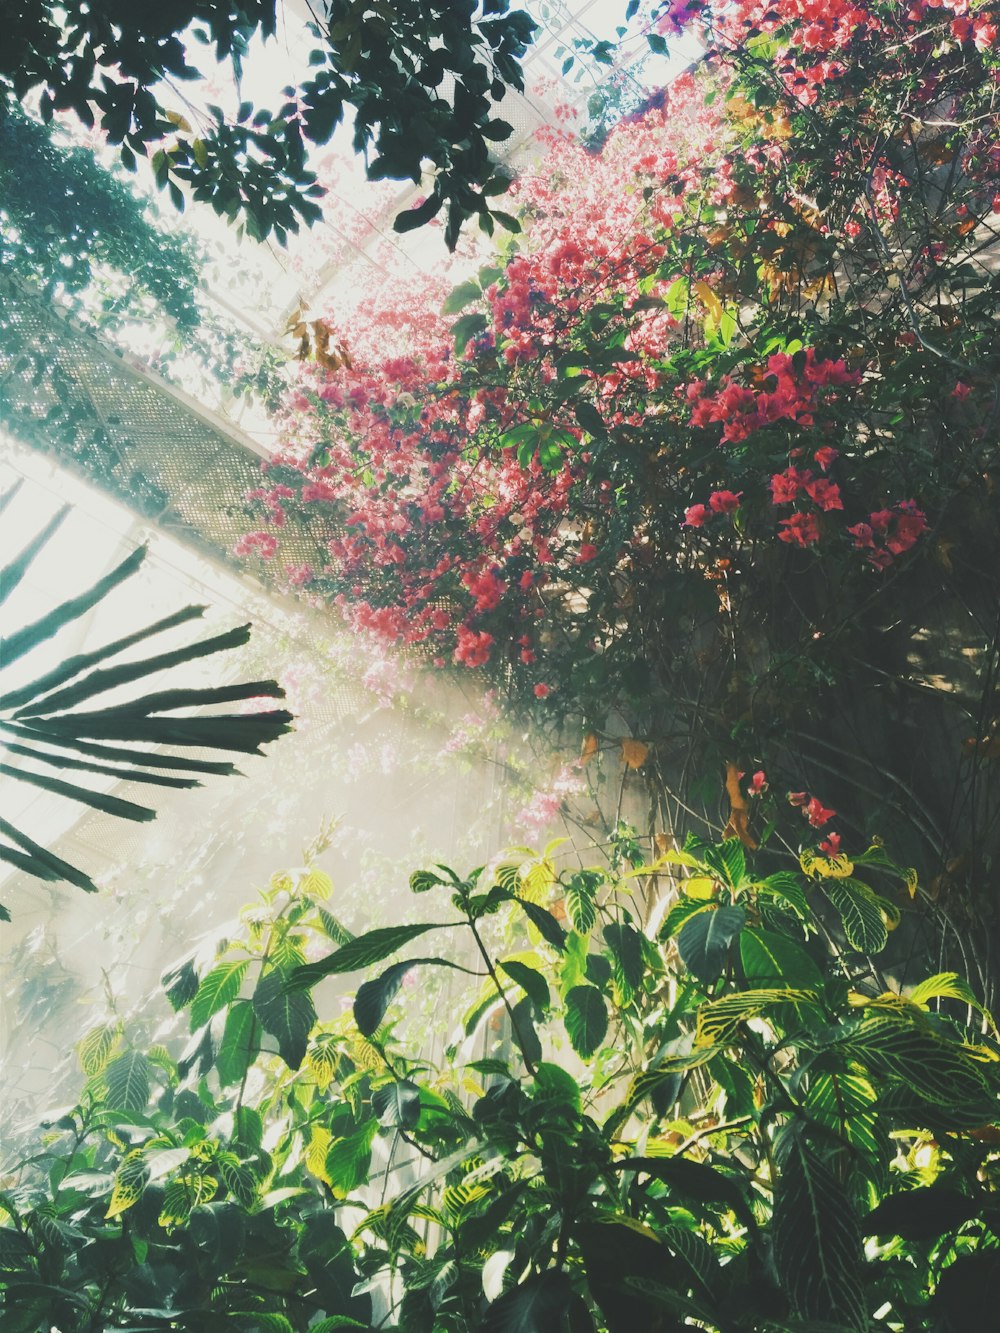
(0, 279), (325, 572)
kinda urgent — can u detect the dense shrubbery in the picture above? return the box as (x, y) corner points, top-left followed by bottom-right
(3, 832), (999, 1331)
(244, 0), (1000, 988)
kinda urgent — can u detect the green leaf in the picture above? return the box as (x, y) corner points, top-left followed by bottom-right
(516, 898), (567, 951)
(677, 905), (746, 984)
(740, 928), (824, 991)
(617, 1156), (755, 1230)
(77, 1023), (121, 1076)
(511, 996), (543, 1069)
(823, 879), (887, 954)
(804, 1072), (880, 1165)
(326, 1121), (377, 1195)
(354, 959), (415, 1037)
(864, 1185), (977, 1240)
(216, 1000), (259, 1086)
(372, 1080), (421, 1129)
(842, 1018), (991, 1107)
(105, 1151), (148, 1219)
(564, 874), (598, 934)
(451, 310), (488, 354)
(603, 921), (644, 1002)
(393, 193), (443, 233)
(253, 967), (316, 1069)
(703, 839), (746, 890)
(2, 544), (146, 667)
(441, 280), (482, 315)
(482, 1269), (575, 1333)
(291, 923), (444, 987)
(564, 985), (608, 1058)
(190, 959), (249, 1030)
(0, 505), (70, 607)
(695, 988), (818, 1047)
(772, 1132), (865, 1328)
(499, 959), (550, 1015)
(104, 1050), (150, 1112)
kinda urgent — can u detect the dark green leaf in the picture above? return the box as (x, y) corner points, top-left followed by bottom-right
(564, 984), (608, 1058)
(253, 967), (316, 1069)
(516, 898), (567, 951)
(864, 1186), (977, 1240)
(2, 544), (146, 667)
(773, 1133), (865, 1328)
(677, 905), (746, 984)
(0, 505), (70, 607)
(354, 959), (415, 1036)
(482, 1268), (575, 1333)
(372, 1079), (421, 1129)
(190, 960), (249, 1030)
(740, 928), (824, 991)
(216, 1001), (259, 1086)
(499, 959), (550, 1015)
(104, 1050), (150, 1112)
(291, 923), (445, 987)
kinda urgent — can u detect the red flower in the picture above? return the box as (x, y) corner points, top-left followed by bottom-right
(813, 446), (839, 470)
(749, 770), (768, 794)
(576, 543), (599, 563)
(778, 512), (820, 546)
(804, 797), (836, 827)
(804, 478), (843, 511)
(819, 831), (842, 856)
(534, 683), (552, 698)
(709, 489), (742, 514)
(684, 503), (710, 527)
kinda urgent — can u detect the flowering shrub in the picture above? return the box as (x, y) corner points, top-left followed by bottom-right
(243, 0), (1000, 981)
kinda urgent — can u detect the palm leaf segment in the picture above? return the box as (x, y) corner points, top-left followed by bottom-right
(0, 479), (293, 916)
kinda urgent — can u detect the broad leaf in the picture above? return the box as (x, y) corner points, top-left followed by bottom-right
(482, 1268), (575, 1333)
(189, 959), (249, 1030)
(772, 1132), (865, 1328)
(741, 928), (824, 991)
(103, 1050), (150, 1112)
(564, 985), (608, 1058)
(516, 897), (567, 951)
(823, 878), (887, 954)
(216, 1000), (259, 1086)
(253, 967), (316, 1069)
(499, 959), (550, 1015)
(291, 923), (445, 986)
(677, 904), (746, 983)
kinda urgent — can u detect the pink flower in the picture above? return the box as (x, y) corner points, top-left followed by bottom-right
(576, 543), (599, 563)
(788, 791), (809, 807)
(819, 832), (842, 857)
(534, 683), (552, 699)
(749, 770), (768, 794)
(684, 503), (710, 527)
(778, 512), (820, 546)
(804, 797), (836, 827)
(709, 489), (742, 514)
(453, 625), (494, 668)
(951, 381), (971, 399)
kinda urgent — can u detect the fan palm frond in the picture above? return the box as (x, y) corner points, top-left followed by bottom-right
(0, 483), (293, 916)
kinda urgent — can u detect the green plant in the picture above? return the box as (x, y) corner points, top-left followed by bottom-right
(2, 0), (536, 246)
(3, 830), (997, 1330)
(0, 477), (292, 913)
